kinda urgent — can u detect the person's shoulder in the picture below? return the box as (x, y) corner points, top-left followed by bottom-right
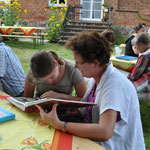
(0, 42), (12, 51)
(64, 59), (75, 69)
(64, 59), (74, 65)
(125, 34), (135, 43)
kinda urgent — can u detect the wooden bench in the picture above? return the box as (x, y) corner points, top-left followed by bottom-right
(10, 32), (48, 45)
(1, 34), (42, 49)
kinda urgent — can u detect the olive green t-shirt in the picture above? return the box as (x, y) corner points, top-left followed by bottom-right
(26, 59), (83, 97)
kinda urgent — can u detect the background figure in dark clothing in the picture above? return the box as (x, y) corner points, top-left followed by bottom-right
(125, 22), (146, 57)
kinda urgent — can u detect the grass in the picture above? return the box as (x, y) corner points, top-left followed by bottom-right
(5, 40), (74, 74)
(6, 40), (150, 149)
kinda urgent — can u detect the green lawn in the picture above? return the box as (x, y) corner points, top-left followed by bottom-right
(6, 41), (150, 149)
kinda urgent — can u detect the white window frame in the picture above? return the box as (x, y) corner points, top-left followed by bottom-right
(0, 0), (10, 3)
(48, 0), (67, 7)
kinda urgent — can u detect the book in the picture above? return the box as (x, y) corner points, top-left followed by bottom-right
(0, 106), (15, 122)
(7, 97), (97, 112)
(116, 55), (138, 61)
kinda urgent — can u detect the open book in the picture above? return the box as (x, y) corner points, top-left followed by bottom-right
(7, 97), (97, 112)
(0, 106), (15, 122)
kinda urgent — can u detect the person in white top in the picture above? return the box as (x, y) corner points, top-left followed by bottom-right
(36, 32), (145, 150)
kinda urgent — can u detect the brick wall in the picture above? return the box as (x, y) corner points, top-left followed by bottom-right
(18, 0), (79, 21)
(105, 0), (150, 27)
(17, 0), (150, 27)
(18, 0), (49, 21)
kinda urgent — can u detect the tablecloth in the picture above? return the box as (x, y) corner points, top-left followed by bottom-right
(0, 95), (72, 150)
(110, 55), (137, 72)
(0, 26), (16, 35)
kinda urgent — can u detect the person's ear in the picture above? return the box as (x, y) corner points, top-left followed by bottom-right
(94, 60), (101, 66)
(53, 60), (58, 67)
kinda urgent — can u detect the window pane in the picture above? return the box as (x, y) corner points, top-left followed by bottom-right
(82, 11), (90, 18)
(59, 0), (65, 4)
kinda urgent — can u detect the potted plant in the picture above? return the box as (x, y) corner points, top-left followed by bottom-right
(102, 3), (109, 22)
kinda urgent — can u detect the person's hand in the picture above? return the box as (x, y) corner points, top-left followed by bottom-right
(40, 90), (60, 99)
(36, 104), (63, 130)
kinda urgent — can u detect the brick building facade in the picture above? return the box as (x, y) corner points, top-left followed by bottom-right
(15, 0), (150, 27)
(105, 0), (150, 26)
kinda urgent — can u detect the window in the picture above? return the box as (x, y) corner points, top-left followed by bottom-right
(0, 0), (10, 3)
(49, 0), (67, 7)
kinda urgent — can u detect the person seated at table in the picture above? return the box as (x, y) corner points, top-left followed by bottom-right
(101, 29), (115, 45)
(128, 33), (150, 100)
(148, 28), (150, 38)
(36, 32), (145, 150)
(24, 50), (86, 101)
(125, 22), (146, 57)
(0, 36), (25, 97)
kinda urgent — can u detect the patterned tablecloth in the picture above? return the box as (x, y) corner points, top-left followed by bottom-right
(0, 93), (105, 150)
(0, 26), (17, 35)
(0, 26), (41, 36)
(19, 27), (36, 36)
(110, 55), (137, 72)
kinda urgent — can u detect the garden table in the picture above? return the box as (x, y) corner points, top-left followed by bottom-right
(110, 55), (137, 72)
(0, 26), (46, 48)
(0, 91), (105, 150)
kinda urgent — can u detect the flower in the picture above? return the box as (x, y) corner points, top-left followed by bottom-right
(21, 137), (38, 145)
(56, 24), (60, 27)
(24, 9), (28, 14)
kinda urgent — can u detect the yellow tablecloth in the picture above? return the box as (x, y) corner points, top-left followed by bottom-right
(0, 94), (106, 150)
(0, 98), (54, 149)
(110, 55), (137, 72)
(19, 27), (36, 36)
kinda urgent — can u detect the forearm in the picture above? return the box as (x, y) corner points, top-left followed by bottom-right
(59, 110), (117, 141)
(40, 91), (82, 101)
(61, 122), (110, 141)
(23, 78), (35, 98)
(55, 92), (82, 101)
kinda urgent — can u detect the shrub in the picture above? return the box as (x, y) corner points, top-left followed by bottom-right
(46, 5), (67, 43)
(0, 0), (28, 26)
(111, 26), (127, 46)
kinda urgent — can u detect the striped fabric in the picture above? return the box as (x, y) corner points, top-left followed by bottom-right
(0, 42), (25, 96)
(128, 53), (150, 101)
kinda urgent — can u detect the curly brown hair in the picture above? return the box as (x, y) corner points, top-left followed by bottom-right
(101, 29), (115, 44)
(30, 50), (64, 78)
(65, 31), (112, 65)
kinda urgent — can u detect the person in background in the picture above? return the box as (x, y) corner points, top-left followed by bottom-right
(148, 28), (150, 38)
(0, 36), (25, 97)
(128, 32), (150, 100)
(24, 50), (86, 101)
(101, 29), (115, 45)
(125, 22), (146, 57)
(36, 32), (145, 150)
